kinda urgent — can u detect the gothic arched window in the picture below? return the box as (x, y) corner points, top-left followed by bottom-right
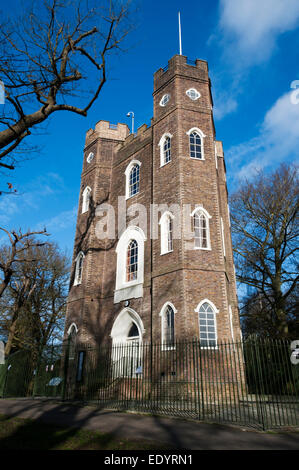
(195, 300), (218, 348)
(187, 127), (206, 160)
(190, 131), (202, 159)
(114, 226), (146, 303)
(74, 252), (84, 285)
(191, 207), (211, 250)
(159, 211), (174, 254)
(160, 302), (177, 349)
(67, 323), (78, 360)
(159, 133), (173, 167)
(82, 186), (91, 213)
(129, 165), (139, 197)
(126, 239), (138, 282)
(125, 160), (141, 199)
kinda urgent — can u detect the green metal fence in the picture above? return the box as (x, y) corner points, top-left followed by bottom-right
(1, 338), (298, 430)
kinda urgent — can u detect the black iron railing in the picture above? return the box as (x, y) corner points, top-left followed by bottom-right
(1, 338), (298, 430)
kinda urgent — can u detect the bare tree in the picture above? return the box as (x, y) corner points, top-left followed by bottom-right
(0, 240), (70, 356)
(230, 163), (299, 338)
(0, 0), (133, 172)
(0, 227), (49, 299)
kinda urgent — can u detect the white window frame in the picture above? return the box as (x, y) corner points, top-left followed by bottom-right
(159, 93), (170, 107)
(195, 299), (219, 349)
(191, 206), (212, 250)
(82, 186), (91, 213)
(67, 323), (79, 336)
(114, 226), (146, 303)
(221, 217), (226, 258)
(159, 211), (174, 255)
(214, 142), (218, 169)
(186, 88), (201, 101)
(86, 152), (94, 163)
(67, 323), (78, 360)
(74, 251), (85, 286)
(159, 302), (177, 350)
(158, 132), (173, 167)
(125, 160), (142, 200)
(227, 203), (231, 227)
(186, 127), (206, 160)
(229, 305), (234, 342)
(110, 308), (145, 377)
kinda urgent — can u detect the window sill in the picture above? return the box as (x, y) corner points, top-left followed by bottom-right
(125, 192), (140, 201)
(160, 249), (173, 256)
(193, 247), (211, 251)
(160, 160), (172, 168)
(114, 283), (143, 303)
(190, 156), (205, 161)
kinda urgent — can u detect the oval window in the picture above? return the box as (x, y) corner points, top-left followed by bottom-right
(87, 152), (94, 163)
(160, 94), (170, 107)
(186, 88), (200, 101)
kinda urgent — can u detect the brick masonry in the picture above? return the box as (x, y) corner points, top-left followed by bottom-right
(64, 55), (241, 348)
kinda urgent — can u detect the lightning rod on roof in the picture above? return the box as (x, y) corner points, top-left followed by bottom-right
(178, 11), (182, 55)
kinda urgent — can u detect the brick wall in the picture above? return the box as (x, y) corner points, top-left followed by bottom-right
(65, 54), (241, 349)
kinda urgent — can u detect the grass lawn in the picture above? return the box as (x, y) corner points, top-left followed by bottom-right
(0, 414), (173, 450)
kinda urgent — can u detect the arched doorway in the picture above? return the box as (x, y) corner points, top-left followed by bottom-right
(111, 308), (145, 377)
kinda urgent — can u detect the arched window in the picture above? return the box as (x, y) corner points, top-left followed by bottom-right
(111, 308), (145, 377)
(115, 226), (146, 303)
(159, 211), (174, 254)
(129, 165), (140, 197)
(190, 131), (202, 159)
(191, 207), (211, 250)
(82, 186), (91, 213)
(67, 323), (78, 360)
(160, 302), (177, 349)
(159, 133), (172, 166)
(125, 160), (141, 199)
(186, 128), (205, 160)
(195, 300), (218, 348)
(128, 322), (139, 339)
(126, 240), (138, 282)
(163, 136), (171, 164)
(74, 252), (84, 285)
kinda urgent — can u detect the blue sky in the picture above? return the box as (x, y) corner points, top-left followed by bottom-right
(0, 0), (299, 258)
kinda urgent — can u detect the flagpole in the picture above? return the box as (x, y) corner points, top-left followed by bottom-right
(178, 11), (182, 55)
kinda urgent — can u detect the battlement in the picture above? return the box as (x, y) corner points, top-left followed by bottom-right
(85, 120), (129, 147)
(154, 54), (209, 93)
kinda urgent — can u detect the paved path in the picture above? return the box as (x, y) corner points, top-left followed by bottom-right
(0, 398), (298, 450)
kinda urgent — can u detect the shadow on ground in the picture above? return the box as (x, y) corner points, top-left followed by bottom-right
(0, 398), (299, 450)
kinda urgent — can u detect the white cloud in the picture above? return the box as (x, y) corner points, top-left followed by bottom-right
(36, 206), (77, 232)
(213, 94), (238, 120)
(219, 0), (299, 64)
(209, 0), (299, 120)
(0, 196), (19, 225)
(226, 90), (299, 181)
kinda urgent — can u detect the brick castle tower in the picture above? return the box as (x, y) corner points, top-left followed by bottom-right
(64, 54), (241, 350)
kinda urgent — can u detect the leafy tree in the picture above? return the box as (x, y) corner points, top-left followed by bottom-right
(230, 163), (298, 338)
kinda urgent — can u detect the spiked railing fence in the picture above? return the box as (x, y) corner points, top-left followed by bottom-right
(0, 338), (298, 430)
